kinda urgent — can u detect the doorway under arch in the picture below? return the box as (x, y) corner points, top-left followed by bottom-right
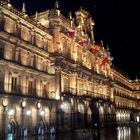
(77, 103), (85, 128)
(99, 105), (104, 127)
(60, 101), (71, 130)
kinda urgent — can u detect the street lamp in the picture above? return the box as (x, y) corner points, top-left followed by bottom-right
(21, 100), (26, 108)
(2, 97), (8, 107)
(36, 102), (41, 109)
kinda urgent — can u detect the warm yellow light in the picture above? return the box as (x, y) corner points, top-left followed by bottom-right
(40, 110), (45, 116)
(37, 102), (41, 109)
(26, 110), (31, 116)
(56, 95), (60, 100)
(2, 98), (9, 107)
(8, 109), (15, 116)
(60, 103), (64, 109)
(21, 100), (26, 108)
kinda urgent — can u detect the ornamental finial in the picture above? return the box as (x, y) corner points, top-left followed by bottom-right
(22, 3), (26, 14)
(135, 76), (138, 82)
(107, 45), (109, 52)
(54, 0), (59, 9)
(35, 11), (38, 21)
(101, 40), (104, 46)
(68, 11), (72, 20)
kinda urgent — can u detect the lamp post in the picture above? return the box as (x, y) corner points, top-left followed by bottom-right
(21, 100), (26, 129)
(2, 97), (9, 136)
(36, 102), (42, 121)
(2, 97), (9, 110)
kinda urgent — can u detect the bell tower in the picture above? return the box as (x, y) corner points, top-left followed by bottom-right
(75, 7), (95, 44)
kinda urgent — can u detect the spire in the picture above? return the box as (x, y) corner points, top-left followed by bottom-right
(22, 3), (26, 14)
(7, 0), (12, 8)
(90, 16), (95, 26)
(135, 76), (138, 82)
(68, 11), (72, 20)
(54, 0), (60, 16)
(107, 45), (109, 52)
(100, 40), (104, 46)
(35, 11), (38, 21)
(54, 0), (59, 9)
(68, 11), (74, 27)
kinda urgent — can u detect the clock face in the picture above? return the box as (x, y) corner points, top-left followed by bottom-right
(37, 102), (41, 109)
(21, 101), (26, 108)
(2, 98), (8, 107)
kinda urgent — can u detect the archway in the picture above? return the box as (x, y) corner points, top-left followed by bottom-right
(87, 107), (92, 123)
(99, 105), (104, 127)
(60, 101), (71, 130)
(77, 103), (85, 128)
(134, 112), (140, 123)
(86, 107), (92, 128)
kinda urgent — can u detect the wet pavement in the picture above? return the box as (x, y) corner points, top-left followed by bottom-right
(6, 125), (140, 140)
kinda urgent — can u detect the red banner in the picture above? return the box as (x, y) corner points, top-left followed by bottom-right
(90, 44), (100, 52)
(67, 31), (75, 38)
(101, 57), (108, 66)
(79, 39), (89, 46)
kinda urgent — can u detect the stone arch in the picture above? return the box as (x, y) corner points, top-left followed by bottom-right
(30, 106), (37, 127)
(99, 105), (104, 115)
(104, 104), (111, 114)
(44, 107), (50, 123)
(77, 103), (85, 128)
(108, 106), (111, 114)
(59, 101), (71, 130)
(134, 112), (140, 122)
(87, 107), (92, 122)
(15, 105), (22, 126)
(23, 107), (32, 129)
(99, 105), (104, 124)
(116, 111), (121, 122)
(50, 104), (56, 126)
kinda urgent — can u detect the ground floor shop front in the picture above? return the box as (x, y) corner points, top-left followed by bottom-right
(0, 94), (133, 138)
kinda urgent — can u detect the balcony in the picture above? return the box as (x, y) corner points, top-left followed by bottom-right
(0, 82), (4, 93)
(62, 86), (76, 95)
(0, 83), (50, 99)
(0, 1), (49, 34)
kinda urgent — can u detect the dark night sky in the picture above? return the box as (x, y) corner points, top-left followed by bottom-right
(10, 0), (140, 79)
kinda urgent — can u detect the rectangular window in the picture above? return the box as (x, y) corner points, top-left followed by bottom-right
(29, 81), (33, 94)
(43, 84), (47, 97)
(0, 46), (4, 58)
(28, 80), (36, 95)
(11, 77), (17, 91)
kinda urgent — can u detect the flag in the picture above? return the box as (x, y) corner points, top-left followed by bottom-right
(101, 57), (108, 66)
(67, 31), (75, 38)
(79, 39), (89, 46)
(84, 39), (89, 45)
(78, 40), (84, 46)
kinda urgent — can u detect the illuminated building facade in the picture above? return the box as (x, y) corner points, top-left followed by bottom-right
(0, 0), (140, 136)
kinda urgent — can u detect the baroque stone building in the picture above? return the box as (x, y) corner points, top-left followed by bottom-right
(0, 0), (140, 137)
